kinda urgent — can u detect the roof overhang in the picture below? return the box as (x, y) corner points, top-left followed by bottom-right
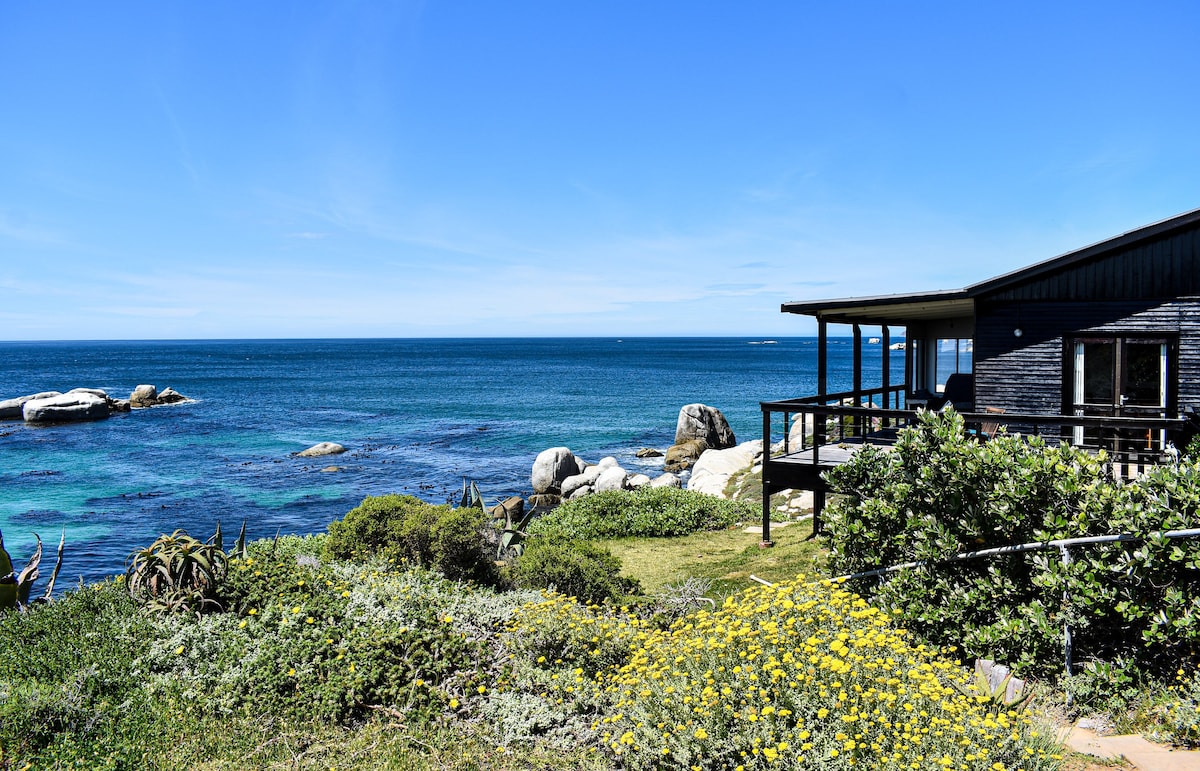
(781, 289), (973, 325)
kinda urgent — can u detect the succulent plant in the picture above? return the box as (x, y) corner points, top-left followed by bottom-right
(0, 529), (64, 611)
(125, 528), (229, 615)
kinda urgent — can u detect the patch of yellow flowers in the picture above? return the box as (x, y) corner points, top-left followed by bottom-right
(511, 577), (1064, 770)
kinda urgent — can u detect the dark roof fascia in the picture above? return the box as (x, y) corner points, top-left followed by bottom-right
(966, 206), (1200, 297)
(780, 289), (971, 323)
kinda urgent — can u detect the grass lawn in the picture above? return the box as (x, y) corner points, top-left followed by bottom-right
(600, 515), (827, 597)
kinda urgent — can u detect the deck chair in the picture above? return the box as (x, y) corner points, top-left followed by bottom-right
(979, 407), (1006, 440)
(929, 373), (975, 412)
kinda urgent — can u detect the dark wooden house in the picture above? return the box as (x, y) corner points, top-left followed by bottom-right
(760, 207), (1200, 542)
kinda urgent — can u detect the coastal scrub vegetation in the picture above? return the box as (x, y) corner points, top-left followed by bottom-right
(824, 409), (1200, 723)
(7, 456), (1200, 767)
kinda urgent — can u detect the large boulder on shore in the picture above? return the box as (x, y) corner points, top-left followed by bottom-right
(594, 465), (630, 493)
(688, 440), (764, 497)
(23, 392), (110, 424)
(531, 447), (584, 494)
(0, 391), (62, 420)
(674, 403), (736, 449)
(664, 438), (707, 473)
(561, 465), (602, 498)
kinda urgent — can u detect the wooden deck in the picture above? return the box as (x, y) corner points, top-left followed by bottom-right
(758, 397), (1190, 540)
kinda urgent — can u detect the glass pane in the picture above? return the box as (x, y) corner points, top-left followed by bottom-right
(1082, 342), (1114, 405)
(1123, 342), (1164, 407)
(958, 338), (973, 374)
(935, 339), (957, 391)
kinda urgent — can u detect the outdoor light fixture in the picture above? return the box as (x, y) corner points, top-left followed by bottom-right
(1014, 328), (1024, 338)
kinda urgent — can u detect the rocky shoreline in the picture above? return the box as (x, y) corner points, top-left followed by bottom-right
(0, 384), (191, 424)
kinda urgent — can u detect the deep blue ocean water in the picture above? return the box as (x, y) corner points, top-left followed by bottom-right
(0, 337), (899, 583)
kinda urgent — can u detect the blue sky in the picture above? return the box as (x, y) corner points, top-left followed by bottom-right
(3, 2), (1199, 340)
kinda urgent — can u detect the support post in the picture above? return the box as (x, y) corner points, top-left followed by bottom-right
(813, 490), (825, 535)
(1061, 544), (1074, 702)
(853, 323), (862, 436)
(760, 409), (773, 548)
(882, 325), (891, 413)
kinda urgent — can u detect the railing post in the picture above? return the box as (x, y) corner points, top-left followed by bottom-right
(1060, 544), (1074, 697)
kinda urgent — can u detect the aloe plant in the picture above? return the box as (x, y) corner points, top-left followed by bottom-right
(0, 529), (65, 611)
(125, 528), (229, 615)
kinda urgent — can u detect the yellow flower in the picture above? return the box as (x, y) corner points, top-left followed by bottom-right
(174, 645), (185, 655)
(694, 728), (709, 740)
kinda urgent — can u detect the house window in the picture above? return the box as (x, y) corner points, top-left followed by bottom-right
(935, 338), (973, 392)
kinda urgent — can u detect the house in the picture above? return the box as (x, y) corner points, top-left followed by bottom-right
(760, 207), (1200, 542)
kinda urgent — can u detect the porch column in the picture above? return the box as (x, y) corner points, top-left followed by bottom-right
(853, 324), (862, 435)
(818, 318), (828, 395)
(882, 325), (892, 411)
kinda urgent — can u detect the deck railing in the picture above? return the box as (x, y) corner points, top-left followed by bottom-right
(758, 397), (1190, 541)
(761, 398), (1189, 478)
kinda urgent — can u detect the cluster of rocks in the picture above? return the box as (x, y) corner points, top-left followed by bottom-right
(0, 385), (190, 424)
(529, 446), (682, 506)
(528, 403), (747, 507)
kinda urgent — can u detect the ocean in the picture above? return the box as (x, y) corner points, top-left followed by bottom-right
(0, 337), (899, 584)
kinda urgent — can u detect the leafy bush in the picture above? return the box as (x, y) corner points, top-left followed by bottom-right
(325, 494), (498, 585)
(528, 487), (753, 540)
(512, 538), (637, 604)
(0, 581), (157, 760)
(142, 540), (491, 725)
(824, 409), (1200, 678)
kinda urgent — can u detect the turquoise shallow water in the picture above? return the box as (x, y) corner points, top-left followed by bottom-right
(0, 337), (897, 583)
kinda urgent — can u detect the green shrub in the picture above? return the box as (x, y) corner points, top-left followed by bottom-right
(0, 581), (157, 760)
(512, 538), (636, 604)
(143, 545), (495, 726)
(325, 494), (498, 584)
(528, 486), (753, 540)
(824, 409), (1200, 679)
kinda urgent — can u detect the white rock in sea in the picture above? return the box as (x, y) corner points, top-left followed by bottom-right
(0, 391), (62, 420)
(297, 442), (347, 457)
(627, 473), (651, 488)
(688, 440), (764, 498)
(531, 447), (583, 494)
(23, 392), (110, 424)
(156, 387), (188, 404)
(130, 384), (159, 407)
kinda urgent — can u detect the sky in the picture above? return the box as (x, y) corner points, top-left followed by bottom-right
(3, 2), (1200, 340)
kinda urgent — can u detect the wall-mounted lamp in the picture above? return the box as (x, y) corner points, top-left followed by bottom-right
(1013, 328), (1024, 338)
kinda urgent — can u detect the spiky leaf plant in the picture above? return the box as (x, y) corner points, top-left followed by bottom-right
(0, 529), (65, 611)
(125, 529), (229, 615)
